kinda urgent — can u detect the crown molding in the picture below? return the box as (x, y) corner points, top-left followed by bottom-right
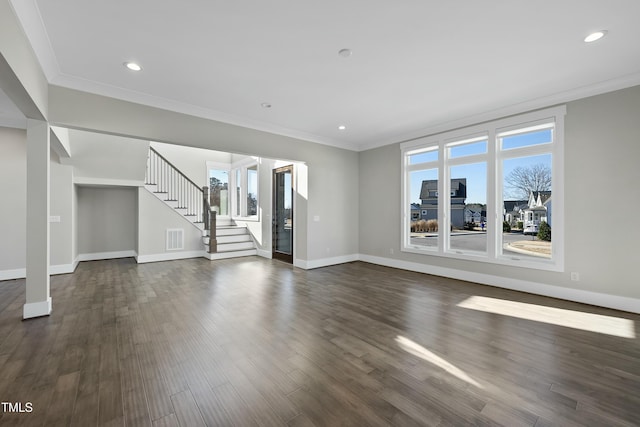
(9, 0), (60, 81)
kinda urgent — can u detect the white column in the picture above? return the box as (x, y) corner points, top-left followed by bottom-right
(24, 119), (51, 319)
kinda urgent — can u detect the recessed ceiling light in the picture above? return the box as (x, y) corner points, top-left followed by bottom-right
(338, 125), (347, 131)
(584, 30), (607, 43)
(124, 62), (142, 71)
(261, 102), (272, 108)
(338, 48), (352, 58)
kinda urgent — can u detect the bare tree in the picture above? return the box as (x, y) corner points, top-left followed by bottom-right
(505, 164), (551, 199)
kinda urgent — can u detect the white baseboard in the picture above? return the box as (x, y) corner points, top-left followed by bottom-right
(0, 268), (26, 281)
(136, 250), (205, 264)
(50, 261), (78, 275)
(295, 254), (359, 270)
(256, 249), (272, 259)
(359, 254), (640, 314)
(23, 297), (52, 319)
(77, 250), (137, 262)
(1, 261), (78, 281)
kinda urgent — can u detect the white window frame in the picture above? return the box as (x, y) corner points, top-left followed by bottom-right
(400, 105), (565, 272)
(230, 157), (260, 220)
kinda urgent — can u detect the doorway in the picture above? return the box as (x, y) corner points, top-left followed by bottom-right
(272, 165), (293, 263)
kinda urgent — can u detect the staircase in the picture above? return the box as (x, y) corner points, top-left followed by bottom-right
(145, 147), (257, 260)
(203, 218), (258, 260)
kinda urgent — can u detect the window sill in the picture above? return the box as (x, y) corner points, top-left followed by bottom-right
(401, 246), (563, 272)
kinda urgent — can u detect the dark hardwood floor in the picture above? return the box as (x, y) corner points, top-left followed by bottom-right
(0, 257), (638, 426)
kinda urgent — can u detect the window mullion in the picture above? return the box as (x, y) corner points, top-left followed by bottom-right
(439, 143), (447, 254)
(447, 153), (487, 166)
(487, 129), (498, 259)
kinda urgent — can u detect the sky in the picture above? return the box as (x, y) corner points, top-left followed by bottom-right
(410, 129), (552, 204)
(210, 168), (229, 186)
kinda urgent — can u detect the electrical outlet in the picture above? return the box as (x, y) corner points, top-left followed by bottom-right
(570, 272), (580, 281)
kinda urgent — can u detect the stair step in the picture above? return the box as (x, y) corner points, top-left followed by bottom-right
(218, 234), (252, 244)
(216, 226), (248, 236)
(216, 241), (256, 252)
(205, 249), (258, 260)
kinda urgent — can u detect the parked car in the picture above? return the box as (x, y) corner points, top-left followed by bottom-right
(523, 224), (539, 235)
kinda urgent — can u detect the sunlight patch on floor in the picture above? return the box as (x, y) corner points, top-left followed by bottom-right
(457, 295), (636, 339)
(395, 336), (483, 388)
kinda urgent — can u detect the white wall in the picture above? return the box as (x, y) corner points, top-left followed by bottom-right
(358, 85), (640, 310)
(77, 186), (137, 257)
(0, 127), (26, 276)
(68, 129), (149, 185)
(563, 86), (640, 299)
(150, 141), (233, 188)
(50, 150), (74, 269)
(137, 188), (205, 262)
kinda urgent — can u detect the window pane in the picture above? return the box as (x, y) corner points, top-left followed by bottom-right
(409, 149), (438, 165)
(209, 169), (229, 216)
(448, 140), (487, 159)
(247, 165), (258, 216)
(235, 169), (241, 216)
(449, 163), (487, 253)
(502, 154), (552, 260)
(501, 128), (552, 150)
(409, 168), (438, 249)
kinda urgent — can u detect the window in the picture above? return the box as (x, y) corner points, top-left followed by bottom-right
(499, 125), (553, 261)
(445, 135), (488, 254)
(401, 106), (565, 271)
(230, 160), (259, 219)
(247, 165), (258, 216)
(234, 169), (241, 216)
(209, 168), (229, 216)
(406, 148), (439, 250)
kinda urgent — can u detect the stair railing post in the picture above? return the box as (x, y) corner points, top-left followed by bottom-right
(209, 210), (217, 253)
(202, 186), (210, 230)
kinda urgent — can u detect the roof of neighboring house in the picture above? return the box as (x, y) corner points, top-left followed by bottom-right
(535, 191), (552, 204)
(411, 203), (420, 210)
(419, 178), (467, 199)
(527, 190), (552, 209)
(504, 200), (528, 212)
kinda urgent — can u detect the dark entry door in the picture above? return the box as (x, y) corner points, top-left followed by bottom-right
(272, 166), (293, 263)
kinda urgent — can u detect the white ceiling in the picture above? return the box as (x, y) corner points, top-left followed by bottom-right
(9, 0), (640, 151)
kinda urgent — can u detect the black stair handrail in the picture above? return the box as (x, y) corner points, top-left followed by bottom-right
(146, 146), (209, 229)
